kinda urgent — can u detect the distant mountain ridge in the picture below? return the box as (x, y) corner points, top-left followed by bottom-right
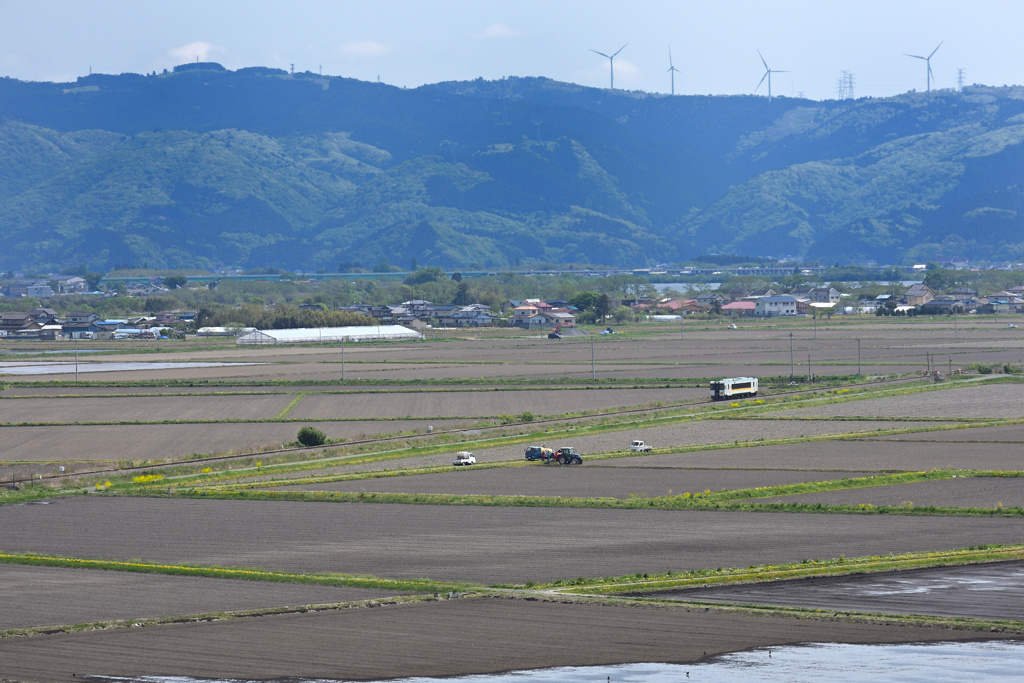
(1, 65), (1022, 271)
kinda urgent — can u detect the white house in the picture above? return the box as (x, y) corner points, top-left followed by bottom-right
(755, 295), (798, 317)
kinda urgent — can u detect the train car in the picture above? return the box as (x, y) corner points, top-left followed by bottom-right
(710, 376), (758, 401)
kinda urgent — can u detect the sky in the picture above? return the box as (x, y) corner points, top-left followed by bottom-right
(1, 0), (1022, 101)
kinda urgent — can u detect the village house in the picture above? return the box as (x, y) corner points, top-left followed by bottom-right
(721, 301), (756, 317)
(510, 305), (545, 329)
(903, 283), (935, 306)
(755, 295), (799, 317)
(0, 313), (36, 336)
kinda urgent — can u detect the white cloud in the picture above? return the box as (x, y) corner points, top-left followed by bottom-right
(339, 41), (393, 57)
(169, 41), (224, 63)
(474, 23), (522, 39)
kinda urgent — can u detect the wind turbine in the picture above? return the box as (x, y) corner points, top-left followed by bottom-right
(755, 50), (787, 102)
(668, 47), (680, 95)
(904, 41), (943, 92)
(590, 43), (628, 89)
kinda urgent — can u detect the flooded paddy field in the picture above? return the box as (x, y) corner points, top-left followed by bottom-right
(646, 560), (1024, 620)
(2, 319), (1023, 682)
(2, 596), (1019, 683)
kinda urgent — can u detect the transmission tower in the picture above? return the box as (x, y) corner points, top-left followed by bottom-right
(956, 68), (965, 91)
(836, 71), (855, 100)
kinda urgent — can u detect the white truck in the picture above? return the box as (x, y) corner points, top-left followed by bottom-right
(629, 440), (652, 452)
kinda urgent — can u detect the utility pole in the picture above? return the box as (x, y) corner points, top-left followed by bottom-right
(591, 336), (596, 380)
(75, 338), (79, 382)
(957, 68), (965, 92)
(807, 354), (812, 383)
(341, 337), (345, 381)
(789, 332), (794, 379)
(857, 338), (861, 379)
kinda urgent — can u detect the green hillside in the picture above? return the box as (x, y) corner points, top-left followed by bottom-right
(1, 65), (1023, 271)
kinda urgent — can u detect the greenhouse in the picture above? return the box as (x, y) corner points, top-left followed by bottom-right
(236, 325), (423, 345)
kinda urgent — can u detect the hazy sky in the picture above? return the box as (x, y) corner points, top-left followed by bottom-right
(2, 0), (1022, 101)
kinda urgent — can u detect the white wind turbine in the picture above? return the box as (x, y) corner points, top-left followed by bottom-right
(590, 43), (628, 89)
(755, 50), (788, 102)
(904, 41), (943, 92)
(668, 47), (680, 95)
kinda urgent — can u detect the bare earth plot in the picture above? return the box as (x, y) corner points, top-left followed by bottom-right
(0, 563), (399, 630)
(2, 497), (1022, 585)
(0, 419), (462, 464)
(600, 439), (1024, 473)
(276, 466), (876, 499)
(648, 561), (1024, 620)
(759, 477), (1024, 508)
(860, 423), (1024, 442)
(247, 418), (951, 483)
(4, 596), (1011, 683)
(460, 419), (952, 463)
(288, 387), (701, 420)
(0, 394), (293, 423)
(782, 382), (1024, 419)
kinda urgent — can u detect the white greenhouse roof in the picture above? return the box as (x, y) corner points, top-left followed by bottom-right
(236, 325), (423, 345)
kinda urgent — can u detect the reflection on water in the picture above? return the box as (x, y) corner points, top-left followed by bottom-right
(83, 640), (1024, 683)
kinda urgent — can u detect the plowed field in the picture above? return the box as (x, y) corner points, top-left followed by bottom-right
(2, 497), (1021, 585)
(4, 596), (1011, 683)
(760, 476), (1024, 508)
(0, 563), (397, 629)
(277, 466), (875, 498)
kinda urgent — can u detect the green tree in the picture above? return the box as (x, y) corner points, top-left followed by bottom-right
(569, 291), (601, 313)
(84, 271), (105, 291)
(594, 293), (611, 322)
(297, 426), (327, 447)
(453, 282), (472, 305)
(163, 275), (188, 289)
(372, 258), (390, 273)
(403, 266), (447, 285)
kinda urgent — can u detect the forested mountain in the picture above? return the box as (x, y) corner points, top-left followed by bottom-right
(1, 63), (1023, 271)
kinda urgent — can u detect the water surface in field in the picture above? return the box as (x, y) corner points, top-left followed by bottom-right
(83, 640), (1024, 682)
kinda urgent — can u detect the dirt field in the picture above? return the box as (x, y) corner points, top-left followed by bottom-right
(1, 595), (1019, 682)
(3, 497), (1022, 585)
(647, 560), (1024, 620)
(861, 423), (1024, 442)
(288, 387), (702, 419)
(0, 563), (399, 630)
(782, 383), (1024, 419)
(0, 394), (293, 423)
(0, 419), (464, 465)
(3, 320), (1023, 681)
(598, 439), (1024, 472)
(279, 466), (876, 498)
(759, 476), (1024, 508)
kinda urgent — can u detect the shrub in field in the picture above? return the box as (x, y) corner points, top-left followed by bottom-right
(518, 411), (534, 422)
(297, 426), (327, 447)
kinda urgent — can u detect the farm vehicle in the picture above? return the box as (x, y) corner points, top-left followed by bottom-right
(629, 440), (652, 452)
(524, 445), (583, 464)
